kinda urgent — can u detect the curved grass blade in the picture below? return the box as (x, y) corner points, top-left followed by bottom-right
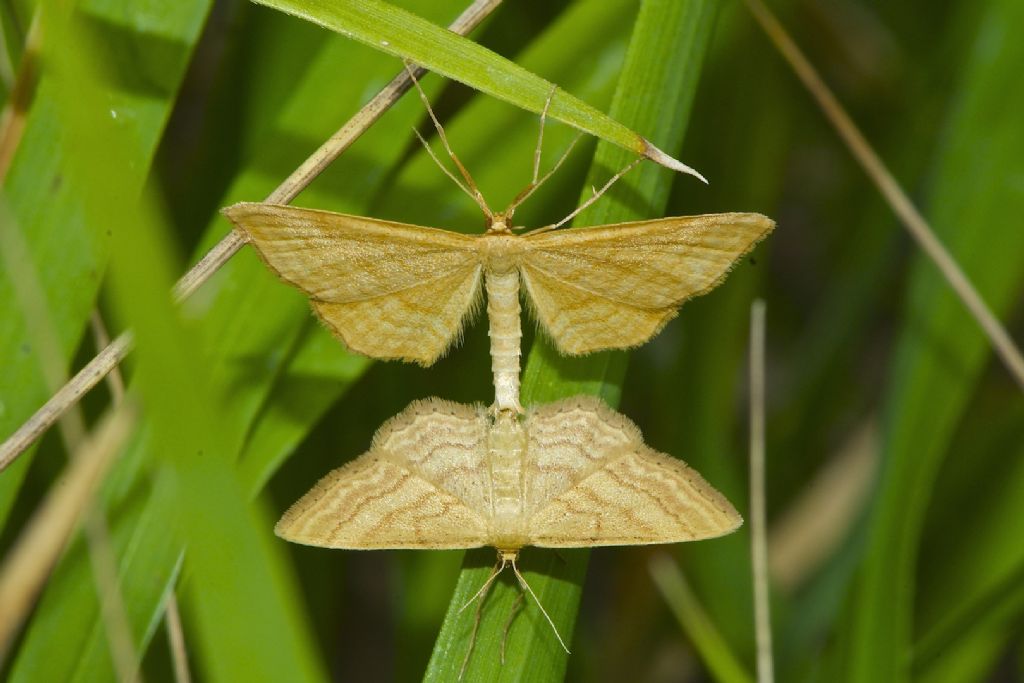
(251, 0), (706, 180)
(426, 0), (719, 679)
(914, 557), (1024, 679)
(0, 0), (213, 526)
(369, 2), (631, 673)
(9, 2), (470, 679)
(649, 554), (753, 683)
(843, 0), (1024, 679)
(5, 5), (328, 682)
(911, 404), (1024, 681)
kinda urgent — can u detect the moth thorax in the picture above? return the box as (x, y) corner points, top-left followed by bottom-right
(487, 413), (527, 532)
(485, 270), (522, 413)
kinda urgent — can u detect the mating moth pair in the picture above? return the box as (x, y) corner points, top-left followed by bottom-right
(223, 67), (773, 661)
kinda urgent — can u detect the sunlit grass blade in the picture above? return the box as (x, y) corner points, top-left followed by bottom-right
(842, 0), (1024, 679)
(0, 0), (211, 525)
(425, 1), (719, 679)
(6, 6), (332, 681)
(63, 34), (329, 683)
(10, 3), (472, 679)
(251, 0), (705, 178)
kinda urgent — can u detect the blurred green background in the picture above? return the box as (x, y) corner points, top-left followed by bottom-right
(1, 0), (1022, 681)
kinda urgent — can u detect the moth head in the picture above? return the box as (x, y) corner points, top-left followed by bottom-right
(486, 210), (515, 234)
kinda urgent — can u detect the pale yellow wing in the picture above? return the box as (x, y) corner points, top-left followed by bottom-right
(222, 202), (483, 365)
(523, 396), (741, 547)
(275, 399), (491, 550)
(519, 213), (774, 354)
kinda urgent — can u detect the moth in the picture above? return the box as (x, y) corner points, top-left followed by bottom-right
(223, 205), (772, 413)
(222, 70), (774, 414)
(276, 395), (741, 656)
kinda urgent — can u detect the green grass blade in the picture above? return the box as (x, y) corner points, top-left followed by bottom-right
(250, 0), (705, 178)
(237, 323), (370, 493)
(911, 402), (1024, 680)
(8, 2), (468, 678)
(26, 6), (327, 682)
(425, 1), (719, 679)
(635, 9), (787, 657)
(365, 1), (633, 673)
(649, 554), (753, 683)
(0, 0), (212, 526)
(843, 0), (1024, 678)
(915, 558), (1024, 680)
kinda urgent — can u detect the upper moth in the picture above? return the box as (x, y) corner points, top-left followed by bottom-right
(222, 70), (774, 412)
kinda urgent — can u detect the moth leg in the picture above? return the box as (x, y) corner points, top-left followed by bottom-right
(510, 558), (571, 653)
(501, 591), (526, 664)
(507, 85), (585, 218)
(458, 556), (506, 680)
(532, 85), (557, 184)
(524, 155), (644, 236)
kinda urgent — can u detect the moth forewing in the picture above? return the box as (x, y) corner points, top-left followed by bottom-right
(223, 203), (485, 366)
(518, 212), (775, 355)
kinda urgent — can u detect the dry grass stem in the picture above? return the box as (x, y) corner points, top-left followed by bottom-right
(749, 300), (773, 683)
(0, 332), (133, 471)
(83, 312), (140, 682)
(1, 211), (142, 677)
(0, 14), (40, 181)
(165, 592), (192, 683)
(90, 310), (126, 402)
(0, 403), (135, 663)
(0, 0), (503, 472)
(83, 510), (143, 683)
(745, 0), (1024, 392)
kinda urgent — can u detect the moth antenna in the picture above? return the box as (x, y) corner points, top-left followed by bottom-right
(508, 132), (585, 218)
(511, 558), (571, 654)
(403, 61), (493, 221)
(524, 156), (644, 236)
(411, 127), (480, 209)
(501, 591), (526, 664)
(458, 556), (506, 680)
